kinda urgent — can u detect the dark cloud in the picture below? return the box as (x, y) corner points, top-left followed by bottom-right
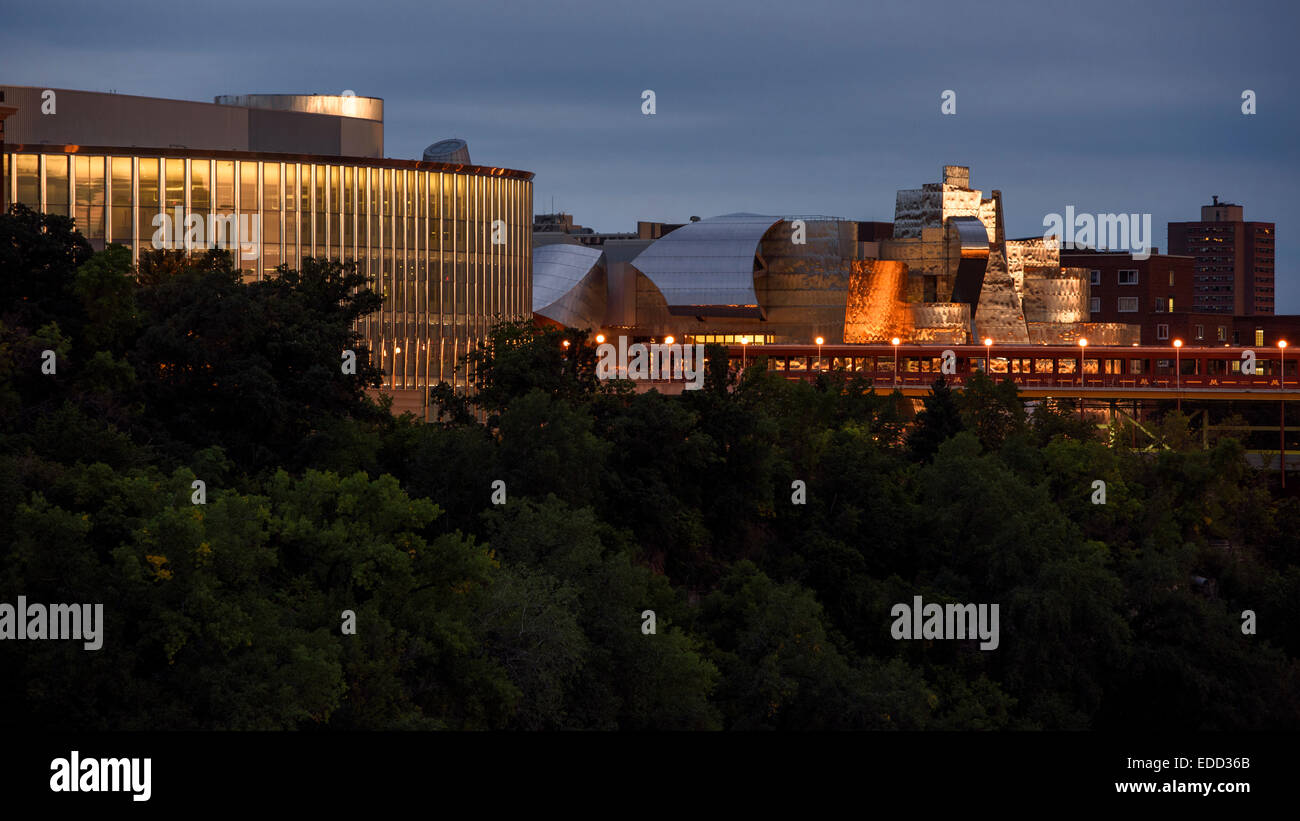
(3, 0), (1297, 308)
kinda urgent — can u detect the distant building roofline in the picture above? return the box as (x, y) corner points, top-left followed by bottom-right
(4, 141), (534, 180)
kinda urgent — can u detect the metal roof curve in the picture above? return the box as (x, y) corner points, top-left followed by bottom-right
(630, 213), (781, 318)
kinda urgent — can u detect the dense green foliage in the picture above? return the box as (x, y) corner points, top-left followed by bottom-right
(2, 205), (1297, 730)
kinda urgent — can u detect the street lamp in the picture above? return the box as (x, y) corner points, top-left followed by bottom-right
(1173, 339), (1183, 412)
(983, 337), (993, 376)
(595, 334), (605, 344)
(1078, 338), (1088, 420)
(741, 336), (749, 370)
(891, 337), (901, 389)
(1281, 340), (1289, 487)
(815, 336), (825, 372)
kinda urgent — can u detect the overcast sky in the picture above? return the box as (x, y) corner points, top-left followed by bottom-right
(4, 0), (1298, 308)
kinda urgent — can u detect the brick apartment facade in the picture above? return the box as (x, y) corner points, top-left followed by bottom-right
(1065, 248), (1299, 347)
(1062, 249), (1195, 343)
(1168, 197), (1275, 315)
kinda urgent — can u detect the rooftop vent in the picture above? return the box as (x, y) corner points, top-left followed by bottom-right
(423, 138), (470, 165)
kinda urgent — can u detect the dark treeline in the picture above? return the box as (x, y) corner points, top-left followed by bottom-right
(2, 204), (1298, 730)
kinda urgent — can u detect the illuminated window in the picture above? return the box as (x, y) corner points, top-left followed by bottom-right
(45, 155), (69, 217)
(74, 155), (105, 239)
(15, 154), (38, 207)
(110, 157), (132, 245)
(314, 165), (327, 257)
(165, 159), (184, 210)
(329, 165), (341, 258)
(191, 159), (211, 213)
(238, 162), (258, 273)
(1255, 329), (1264, 347)
(263, 163), (281, 277)
(284, 164), (298, 269)
(137, 158), (160, 250)
(343, 166), (354, 262)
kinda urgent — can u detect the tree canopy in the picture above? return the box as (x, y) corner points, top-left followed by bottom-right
(2, 204), (1297, 730)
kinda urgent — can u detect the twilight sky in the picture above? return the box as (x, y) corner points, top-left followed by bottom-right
(3, 0), (1298, 308)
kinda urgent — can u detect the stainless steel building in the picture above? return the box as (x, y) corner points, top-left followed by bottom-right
(533, 166), (1138, 348)
(1, 86), (534, 410)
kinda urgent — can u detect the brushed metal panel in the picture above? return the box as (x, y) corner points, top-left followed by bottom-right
(948, 215), (991, 308)
(844, 259), (911, 342)
(973, 191), (1029, 343)
(532, 242), (606, 328)
(630, 213), (780, 318)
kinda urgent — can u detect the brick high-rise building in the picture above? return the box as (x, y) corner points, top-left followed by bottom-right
(1167, 196), (1275, 315)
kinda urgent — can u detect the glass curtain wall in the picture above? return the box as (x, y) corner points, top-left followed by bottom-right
(6, 150), (530, 394)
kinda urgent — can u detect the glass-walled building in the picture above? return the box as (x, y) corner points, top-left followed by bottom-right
(0, 86), (534, 409)
(3, 147), (531, 396)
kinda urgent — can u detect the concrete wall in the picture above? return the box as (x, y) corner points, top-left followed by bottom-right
(1, 86), (383, 158)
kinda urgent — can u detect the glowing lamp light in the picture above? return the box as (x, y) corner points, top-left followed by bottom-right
(664, 335), (675, 346)
(595, 334), (606, 344)
(815, 336), (825, 346)
(562, 340), (571, 349)
(1173, 339), (1183, 348)
(891, 337), (901, 346)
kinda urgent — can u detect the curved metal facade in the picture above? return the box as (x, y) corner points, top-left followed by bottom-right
(630, 213), (780, 318)
(533, 243), (606, 329)
(947, 215), (991, 307)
